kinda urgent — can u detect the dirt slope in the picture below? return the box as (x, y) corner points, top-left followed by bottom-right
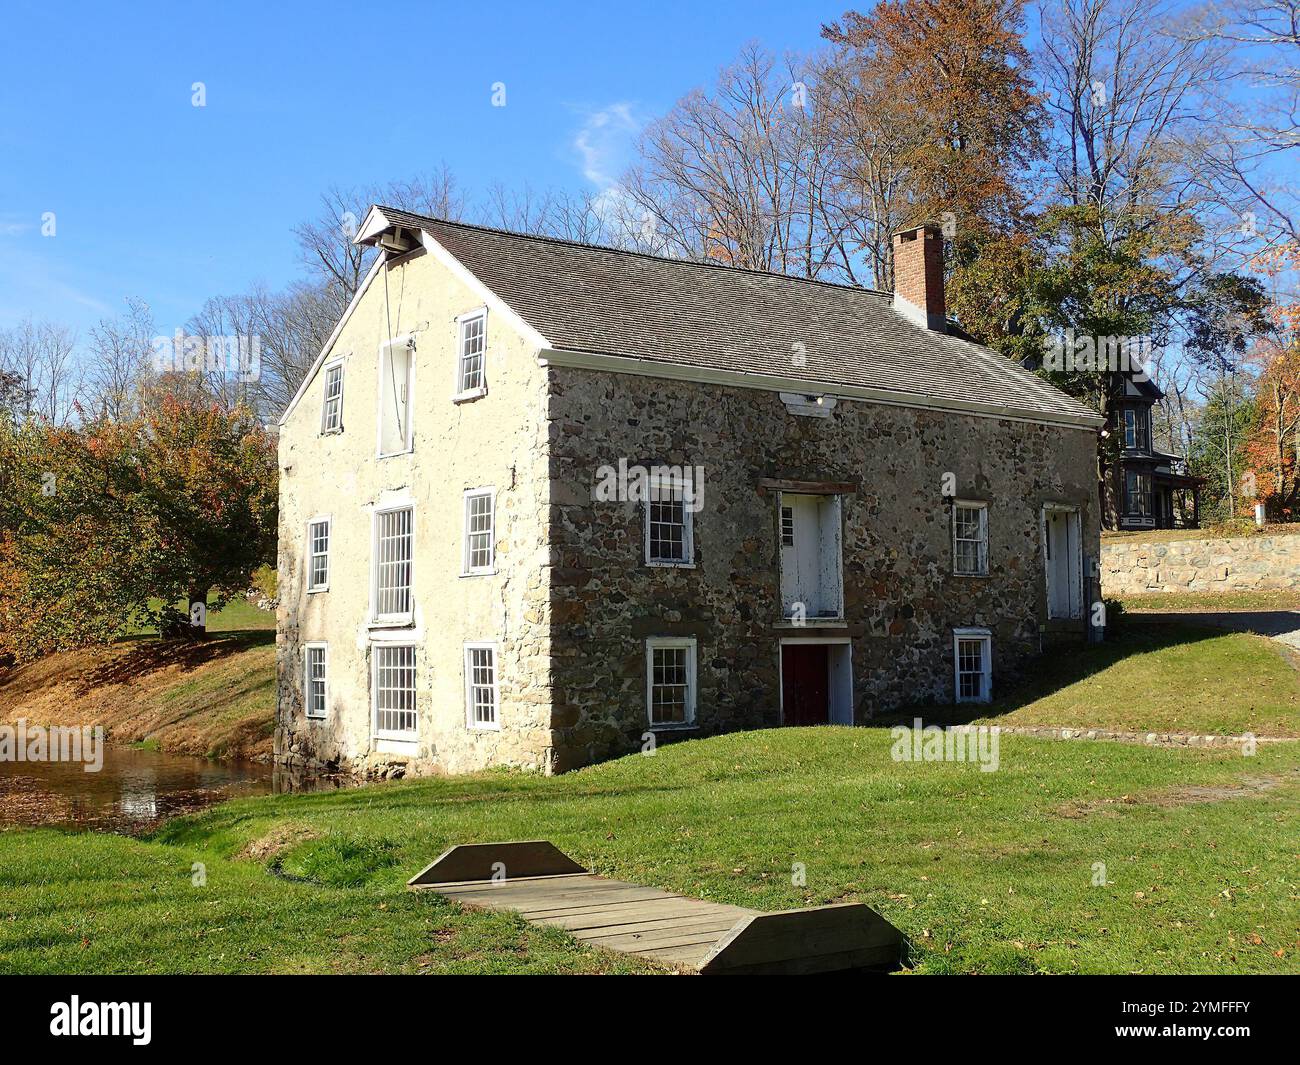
(0, 634), (276, 760)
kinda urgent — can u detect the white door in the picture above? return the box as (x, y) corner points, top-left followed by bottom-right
(780, 494), (819, 617)
(1045, 508), (1082, 619)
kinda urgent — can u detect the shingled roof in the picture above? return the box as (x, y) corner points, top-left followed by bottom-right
(363, 206), (1101, 428)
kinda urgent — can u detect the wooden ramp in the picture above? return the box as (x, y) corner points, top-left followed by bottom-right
(408, 841), (905, 974)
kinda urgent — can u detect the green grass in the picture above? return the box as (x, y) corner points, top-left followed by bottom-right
(2, 730), (1298, 974)
(1119, 590), (1300, 613)
(124, 594), (275, 638)
(904, 623), (1299, 738)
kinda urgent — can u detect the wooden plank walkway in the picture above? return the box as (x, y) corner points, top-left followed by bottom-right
(408, 841), (905, 974)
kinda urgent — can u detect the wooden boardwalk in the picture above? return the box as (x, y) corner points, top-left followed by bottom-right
(409, 841), (905, 974)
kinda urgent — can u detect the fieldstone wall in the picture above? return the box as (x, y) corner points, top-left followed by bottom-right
(1101, 535), (1300, 595)
(543, 366), (1102, 771)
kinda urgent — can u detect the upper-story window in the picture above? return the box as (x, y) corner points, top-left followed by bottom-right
(462, 488), (496, 575)
(1122, 407), (1150, 451)
(307, 517), (331, 592)
(378, 337), (414, 456)
(455, 310), (487, 401)
(645, 481), (695, 566)
(320, 362), (345, 434)
(373, 505), (413, 623)
(952, 501), (989, 576)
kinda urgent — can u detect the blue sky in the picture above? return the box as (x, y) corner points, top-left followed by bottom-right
(0, 0), (843, 338)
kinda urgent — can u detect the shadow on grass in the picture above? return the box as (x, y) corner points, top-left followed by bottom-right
(75, 630), (273, 696)
(868, 622), (1225, 730)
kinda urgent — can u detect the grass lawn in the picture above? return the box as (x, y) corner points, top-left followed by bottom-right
(1119, 590), (1300, 613)
(1, 729), (1297, 974)
(892, 623), (1298, 738)
(125, 594), (276, 637)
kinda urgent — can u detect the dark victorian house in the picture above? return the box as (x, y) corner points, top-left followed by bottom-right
(1105, 375), (1203, 530)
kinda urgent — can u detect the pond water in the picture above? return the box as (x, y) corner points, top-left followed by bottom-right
(0, 745), (351, 833)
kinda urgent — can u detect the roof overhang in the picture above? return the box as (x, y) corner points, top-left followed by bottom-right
(537, 347), (1105, 431)
(355, 205), (418, 254)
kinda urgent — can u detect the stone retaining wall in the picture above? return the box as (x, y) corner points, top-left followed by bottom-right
(1101, 534), (1300, 595)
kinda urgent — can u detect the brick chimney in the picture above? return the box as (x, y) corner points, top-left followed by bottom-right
(892, 225), (947, 332)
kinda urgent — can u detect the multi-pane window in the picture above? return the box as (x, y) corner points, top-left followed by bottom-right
(780, 505), (795, 547)
(1122, 407), (1150, 451)
(457, 312), (486, 395)
(373, 644), (417, 737)
(645, 483), (694, 565)
(305, 644), (327, 719)
(646, 638), (697, 727)
(953, 631), (991, 704)
(320, 362), (345, 433)
(1125, 471), (1152, 516)
(463, 489), (495, 574)
(464, 644), (499, 729)
(307, 518), (330, 591)
(374, 506), (413, 621)
(953, 502), (989, 576)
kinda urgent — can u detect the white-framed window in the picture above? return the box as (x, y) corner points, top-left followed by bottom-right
(373, 505), (413, 623)
(953, 628), (992, 704)
(462, 488), (496, 575)
(320, 361), (345, 433)
(378, 336), (414, 456)
(304, 643), (328, 719)
(454, 309), (487, 400)
(952, 501), (989, 576)
(306, 516), (331, 592)
(644, 480), (695, 566)
(645, 637), (697, 728)
(372, 643), (417, 739)
(464, 643), (500, 730)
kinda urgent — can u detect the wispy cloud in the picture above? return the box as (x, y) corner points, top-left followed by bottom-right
(572, 102), (641, 188)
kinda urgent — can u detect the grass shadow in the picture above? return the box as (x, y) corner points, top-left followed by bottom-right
(74, 631), (273, 696)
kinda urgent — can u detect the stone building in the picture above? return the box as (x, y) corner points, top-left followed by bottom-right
(275, 210), (1103, 777)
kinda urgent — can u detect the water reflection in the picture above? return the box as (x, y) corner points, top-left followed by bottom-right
(0, 745), (353, 833)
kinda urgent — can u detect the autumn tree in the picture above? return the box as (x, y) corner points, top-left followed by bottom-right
(0, 397), (277, 660)
(1243, 341), (1300, 519)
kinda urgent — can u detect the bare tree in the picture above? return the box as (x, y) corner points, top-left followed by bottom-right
(86, 297), (155, 421)
(622, 43), (844, 279)
(293, 166), (465, 319)
(0, 317), (80, 424)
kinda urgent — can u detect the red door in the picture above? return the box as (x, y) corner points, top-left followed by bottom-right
(782, 645), (829, 726)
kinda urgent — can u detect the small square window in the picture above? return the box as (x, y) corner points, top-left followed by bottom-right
(320, 362), (345, 433)
(304, 643), (328, 719)
(953, 630), (991, 704)
(646, 637), (697, 727)
(464, 643), (499, 729)
(307, 517), (330, 591)
(463, 489), (495, 574)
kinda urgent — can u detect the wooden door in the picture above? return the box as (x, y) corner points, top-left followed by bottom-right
(782, 644), (829, 726)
